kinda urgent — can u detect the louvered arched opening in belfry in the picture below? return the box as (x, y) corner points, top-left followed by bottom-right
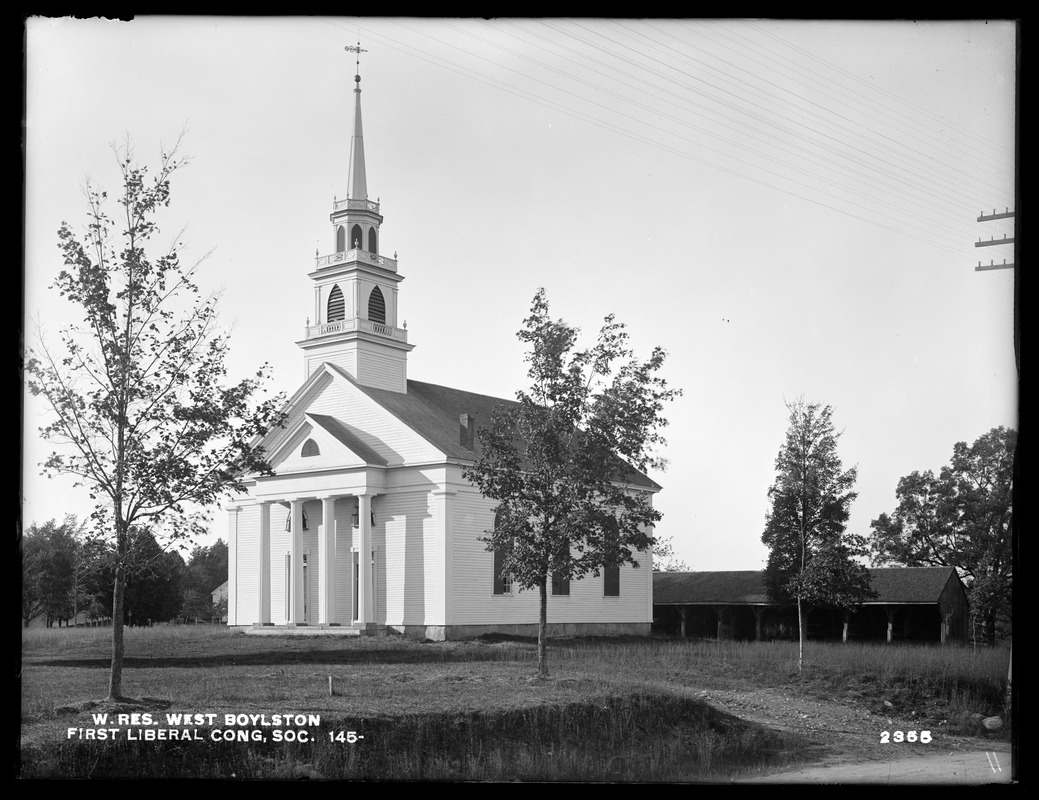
(327, 285), (345, 322)
(368, 227), (378, 254)
(301, 438), (320, 458)
(351, 224), (363, 250)
(368, 286), (386, 324)
(336, 225), (346, 252)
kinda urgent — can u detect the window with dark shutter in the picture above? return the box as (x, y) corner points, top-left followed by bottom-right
(604, 518), (620, 597)
(368, 286), (386, 324)
(327, 285), (345, 322)
(301, 439), (320, 457)
(492, 509), (512, 595)
(336, 225), (346, 252)
(368, 227), (378, 254)
(552, 574), (570, 596)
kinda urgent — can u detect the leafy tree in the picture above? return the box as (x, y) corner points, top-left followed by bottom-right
(761, 399), (871, 670)
(180, 588), (217, 622)
(463, 289), (679, 678)
(21, 528), (48, 628)
(652, 534), (692, 572)
(870, 426), (1015, 644)
(183, 539), (229, 596)
(25, 140), (284, 699)
(21, 516), (87, 627)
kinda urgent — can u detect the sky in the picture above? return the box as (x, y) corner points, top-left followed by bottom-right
(23, 17), (1017, 571)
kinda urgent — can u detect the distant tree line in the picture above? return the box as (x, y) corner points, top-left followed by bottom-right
(21, 516), (228, 628)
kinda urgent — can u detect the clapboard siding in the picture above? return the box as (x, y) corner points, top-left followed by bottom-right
(354, 341), (407, 394)
(306, 347), (357, 381)
(371, 490), (439, 626)
(449, 486), (652, 626)
(334, 498), (356, 623)
(231, 503), (259, 625)
(308, 371), (441, 466)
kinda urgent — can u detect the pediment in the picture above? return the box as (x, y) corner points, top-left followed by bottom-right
(271, 415), (383, 473)
(251, 362), (446, 478)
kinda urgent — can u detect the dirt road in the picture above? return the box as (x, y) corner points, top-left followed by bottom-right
(739, 743), (1012, 784)
(693, 686), (1014, 784)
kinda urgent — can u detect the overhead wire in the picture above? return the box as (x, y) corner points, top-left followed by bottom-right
(319, 17), (1014, 263)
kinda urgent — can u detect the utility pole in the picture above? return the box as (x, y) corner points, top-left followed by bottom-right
(974, 207), (1015, 271)
(972, 206), (1018, 378)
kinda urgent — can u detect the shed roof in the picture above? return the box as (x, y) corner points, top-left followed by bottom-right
(654, 570), (769, 605)
(653, 566), (962, 606)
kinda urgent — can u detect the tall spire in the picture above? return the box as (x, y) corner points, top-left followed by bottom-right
(346, 43), (368, 201)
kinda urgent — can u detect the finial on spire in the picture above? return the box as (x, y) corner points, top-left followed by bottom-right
(345, 42), (367, 84)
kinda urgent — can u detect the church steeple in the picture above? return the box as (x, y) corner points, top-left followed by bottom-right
(297, 48), (414, 393)
(348, 73), (368, 201)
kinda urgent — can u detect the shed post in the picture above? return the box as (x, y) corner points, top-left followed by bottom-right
(713, 605), (727, 641)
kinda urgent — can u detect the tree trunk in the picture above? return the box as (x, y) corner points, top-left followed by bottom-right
(110, 562), (126, 700)
(537, 580), (548, 679)
(109, 521), (128, 701)
(797, 596), (804, 673)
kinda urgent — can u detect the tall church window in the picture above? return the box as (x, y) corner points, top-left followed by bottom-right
(336, 226), (346, 253)
(368, 286), (386, 324)
(492, 509), (512, 595)
(327, 285), (345, 322)
(301, 439), (320, 458)
(368, 227), (378, 254)
(351, 224), (363, 250)
(603, 518), (620, 597)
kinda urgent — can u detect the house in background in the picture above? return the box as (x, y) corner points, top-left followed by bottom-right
(223, 66), (659, 640)
(653, 566), (968, 644)
(211, 580), (229, 623)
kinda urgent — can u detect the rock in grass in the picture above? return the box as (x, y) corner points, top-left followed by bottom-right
(982, 716), (1003, 731)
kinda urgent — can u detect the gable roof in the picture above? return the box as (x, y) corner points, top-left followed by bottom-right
(307, 413), (388, 466)
(863, 566), (962, 603)
(653, 566), (963, 606)
(342, 373), (661, 490)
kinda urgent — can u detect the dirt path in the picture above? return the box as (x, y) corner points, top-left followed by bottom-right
(695, 686), (1014, 783)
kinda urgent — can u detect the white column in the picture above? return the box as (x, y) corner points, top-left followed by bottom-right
(433, 489), (454, 629)
(357, 493), (373, 625)
(290, 499), (305, 624)
(258, 502), (271, 625)
(320, 496), (337, 624)
(226, 505), (239, 625)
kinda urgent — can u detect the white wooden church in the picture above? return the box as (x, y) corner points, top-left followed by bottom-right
(225, 66), (660, 639)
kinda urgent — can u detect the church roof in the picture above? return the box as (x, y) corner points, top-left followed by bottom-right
(325, 365), (661, 490)
(653, 566), (963, 606)
(307, 413), (388, 466)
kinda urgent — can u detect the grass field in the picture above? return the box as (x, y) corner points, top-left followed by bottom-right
(19, 626), (1010, 780)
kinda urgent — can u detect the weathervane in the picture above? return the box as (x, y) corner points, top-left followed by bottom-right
(345, 42), (367, 74)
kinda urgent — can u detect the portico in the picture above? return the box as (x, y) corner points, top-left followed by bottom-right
(250, 478), (382, 630)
